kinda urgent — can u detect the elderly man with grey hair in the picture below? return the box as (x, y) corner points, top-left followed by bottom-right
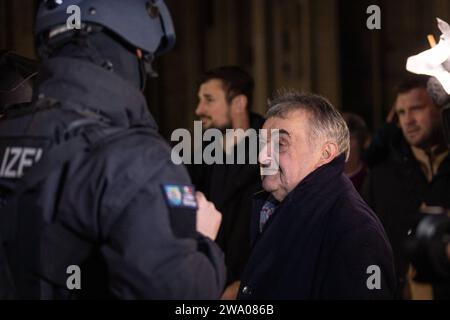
(238, 90), (396, 300)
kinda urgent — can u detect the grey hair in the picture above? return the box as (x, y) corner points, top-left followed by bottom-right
(266, 89), (350, 160)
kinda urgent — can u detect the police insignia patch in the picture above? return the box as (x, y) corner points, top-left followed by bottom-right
(181, 185), (196, 208)
(162, 184), (198, 209)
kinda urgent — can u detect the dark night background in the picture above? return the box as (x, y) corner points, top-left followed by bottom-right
(1, 0), (449, 139)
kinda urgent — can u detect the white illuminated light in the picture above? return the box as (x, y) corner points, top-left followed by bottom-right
(407, 18), (450, 94)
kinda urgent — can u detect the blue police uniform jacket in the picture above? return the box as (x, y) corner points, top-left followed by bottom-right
(0, 57), (226, 299)
(238, 154), (396, 300)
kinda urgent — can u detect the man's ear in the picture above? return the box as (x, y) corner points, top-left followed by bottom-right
(231, 94), (248, 113)
(316, 141), (339, 168)
(230, 94), (250, 130)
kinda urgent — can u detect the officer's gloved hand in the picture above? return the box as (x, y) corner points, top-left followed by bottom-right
(195, 192), (222, 241)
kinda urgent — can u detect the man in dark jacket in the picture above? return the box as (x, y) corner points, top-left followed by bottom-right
(0, 0), (225, 299)
(188, 66), (264, 299)
(363, 76), (450, 299)
(238, 90), (396, 300)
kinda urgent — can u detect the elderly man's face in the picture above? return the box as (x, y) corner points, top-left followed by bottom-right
(259, 110), (323, 202)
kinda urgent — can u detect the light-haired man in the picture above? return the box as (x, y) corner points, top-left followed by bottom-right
(238, 90), (396, 300)
(363, 76), (450, 299)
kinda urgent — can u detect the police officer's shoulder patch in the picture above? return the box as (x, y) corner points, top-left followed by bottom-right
(161, 184), (198, 209)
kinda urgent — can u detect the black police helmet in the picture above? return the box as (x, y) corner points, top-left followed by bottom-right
(35, 0), (176, 58)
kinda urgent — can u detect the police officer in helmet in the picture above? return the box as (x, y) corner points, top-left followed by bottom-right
(0, 0), (225, 299)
